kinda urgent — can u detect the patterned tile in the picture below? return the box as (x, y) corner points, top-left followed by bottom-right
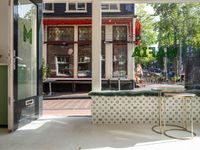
(91, 96), (200, 124)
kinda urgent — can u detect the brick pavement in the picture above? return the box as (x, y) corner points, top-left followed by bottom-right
(43, 99), (92, 116)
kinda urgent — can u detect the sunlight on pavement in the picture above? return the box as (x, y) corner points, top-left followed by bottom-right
(82, 137), (200, 150)
(18, 120), (51, 131)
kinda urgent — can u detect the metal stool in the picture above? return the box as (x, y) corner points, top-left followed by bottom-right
(163, 93), (196, 139)
(151, 87), (185, 134)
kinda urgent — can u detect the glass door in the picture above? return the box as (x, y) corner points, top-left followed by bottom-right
(13, 0), (41, 130)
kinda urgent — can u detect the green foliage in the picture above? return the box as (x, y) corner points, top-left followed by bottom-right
(150, 3), (200, 73)
(42, 59), (50, 80)
(171, 75), (181, 82)
(136, 4), (157, 47)
(152, 3), (200, 51)
(89, 90), (160, 97)
(135, 4), (157, 66)
(134, 47), (156, 68)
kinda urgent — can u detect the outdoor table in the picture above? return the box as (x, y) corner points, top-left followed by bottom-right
(151, 87), (185, 134)
(163, 92), (196, 139)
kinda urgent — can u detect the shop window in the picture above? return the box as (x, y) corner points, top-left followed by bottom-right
(43, 3), (54, 13)
(66, 3), (87, 13)
(113, 26), (127, 78)
(48, 27), (74, 42)
(102, 26), (105, 78)
(47, 45), (74, 77)
(56, 55), (73, 77)
(77, 26), (105, 78)
(102, 3), (120, 12)
(78, 44), (92, 77)
(113, 45), (127, 78)
(78, 27), (92, 78)
(102, 43), (105, 78)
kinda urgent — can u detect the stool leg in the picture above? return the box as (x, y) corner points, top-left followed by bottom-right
(181, 98), (186, 129)
(159, 96), (162, 133)
(191, 98), (194, 138)
(163, 98), (166, 133)
(184, 98), (187, 129)
(158, 92), (161, 133)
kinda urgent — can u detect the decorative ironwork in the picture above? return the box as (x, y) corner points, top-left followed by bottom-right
(79, 27), (92, 41)
(48, 27), (74, 41)
(113, 26), (127, 41)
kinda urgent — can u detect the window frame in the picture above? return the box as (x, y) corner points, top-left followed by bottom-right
(112, 26), (128, 78)
(43, 3), (54, 13)
(101, 3), (120, 12)
(77, 26), (92, 78)
(65, 2), (87, 13)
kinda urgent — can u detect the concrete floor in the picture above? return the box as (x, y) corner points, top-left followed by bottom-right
(0, 116), (200, 150)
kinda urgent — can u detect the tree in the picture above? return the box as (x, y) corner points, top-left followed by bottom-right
(152, 3), (200, 55)
(135, 4), (157, 68)
(152, 3), (200, 75)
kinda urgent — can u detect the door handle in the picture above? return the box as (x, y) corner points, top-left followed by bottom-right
(14, 56), (23, 61)
(25, 99), (35, 106)
(13, 56), (24, 70)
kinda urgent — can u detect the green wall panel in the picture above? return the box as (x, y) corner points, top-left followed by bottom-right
(0, 65), (8, 126)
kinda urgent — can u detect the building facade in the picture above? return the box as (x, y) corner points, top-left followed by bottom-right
(43, 2), (136, 92)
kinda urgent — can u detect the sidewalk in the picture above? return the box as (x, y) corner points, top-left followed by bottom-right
(43, 99), (91, 116)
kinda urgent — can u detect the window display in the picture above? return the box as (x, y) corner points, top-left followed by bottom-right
(102, 26), (105, 78)
(113, 45), (127, 78)
(102, 43), (105, 78)
(47, 27), (74, 77)
(47, 45), (74, 77)
(78, 27), (92, 77)
(46, 26), (106, 78)
(56, 55), (73, 76)
(78, 44), (92, 77)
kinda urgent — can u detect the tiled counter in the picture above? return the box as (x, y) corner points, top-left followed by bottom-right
(89, 90), (200, 124)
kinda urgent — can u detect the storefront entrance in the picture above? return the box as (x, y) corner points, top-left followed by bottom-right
(7, 0), (43, 131)
(1, 0), (199, 132)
